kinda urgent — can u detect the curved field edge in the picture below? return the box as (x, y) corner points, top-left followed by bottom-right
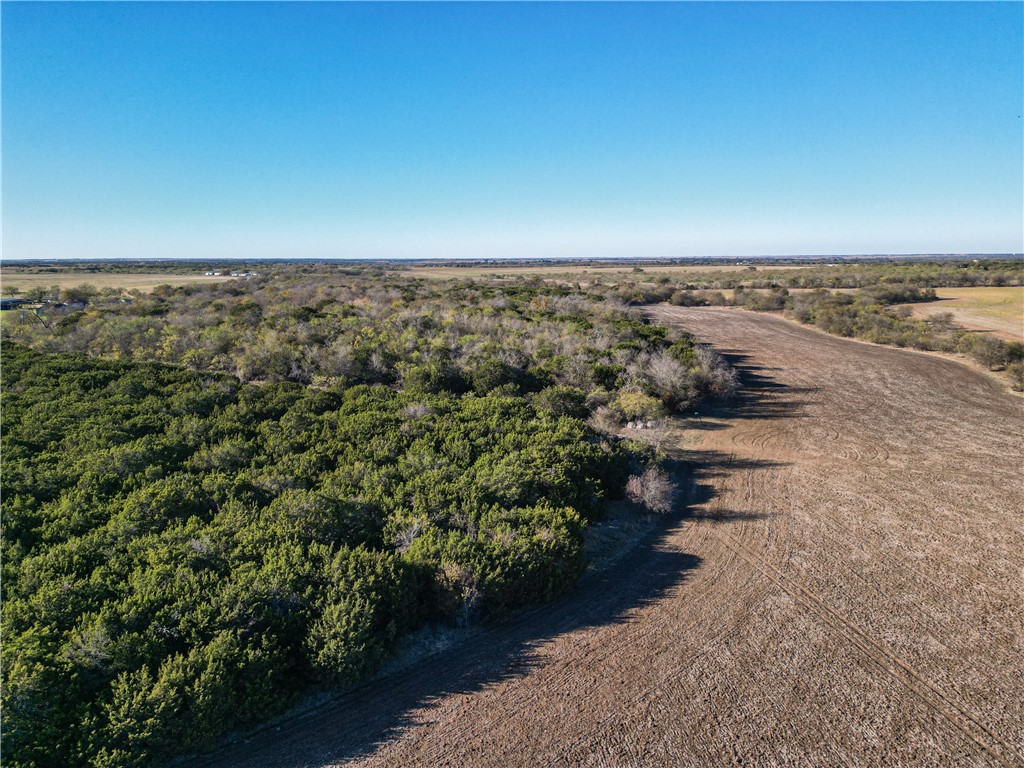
(192, 307), (1023, 768)
(662, 302), (1023, 396)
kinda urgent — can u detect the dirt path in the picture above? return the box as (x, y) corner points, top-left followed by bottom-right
(196, 308), (1024, 768)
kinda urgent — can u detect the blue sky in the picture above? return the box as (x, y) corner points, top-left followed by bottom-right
(2, 2), (1022, 260)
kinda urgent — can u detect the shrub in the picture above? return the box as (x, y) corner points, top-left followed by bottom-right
(609, 392), (666, 422)
(625, 468), (678, 514)
(588, 405), (621, 433)
(467, 359), (523, 394)
(966, 334), (1009, 370)
(306, 547), (421, 684)
(533, 386), (589, 419)
(669, 289), (704, 307)
(1007, 362), (1024, 392)
(401, 361), (466, 394)
(641, 351), (697, 411)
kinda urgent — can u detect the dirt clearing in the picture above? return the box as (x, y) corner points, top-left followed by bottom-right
(194, 308), (1024, 768)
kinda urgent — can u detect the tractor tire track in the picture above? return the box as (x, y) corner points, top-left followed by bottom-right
(195, 307), (1024, 768)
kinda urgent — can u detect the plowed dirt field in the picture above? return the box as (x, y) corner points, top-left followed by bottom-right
(197, 307), (1024, 768)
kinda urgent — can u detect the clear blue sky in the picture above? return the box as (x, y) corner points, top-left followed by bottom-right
(2, 2), (1022, 260)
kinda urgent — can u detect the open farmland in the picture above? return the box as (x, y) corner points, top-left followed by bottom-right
(0, 271), (234, 293)
(194, 308), (1024, 768)
(899, 287), (1024, 342)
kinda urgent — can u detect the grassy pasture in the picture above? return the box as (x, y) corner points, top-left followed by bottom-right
(0, 271), (234, 294)
(902, 286), (1023, 341)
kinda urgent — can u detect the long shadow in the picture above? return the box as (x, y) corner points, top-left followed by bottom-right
(663, 450), (788, 521)
(188, 339), (798, 767)
(189, 521), (701, 767)
(691, 349), (817, 424)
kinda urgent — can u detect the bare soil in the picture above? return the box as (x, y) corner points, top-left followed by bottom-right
(195, 308), (1024, 768)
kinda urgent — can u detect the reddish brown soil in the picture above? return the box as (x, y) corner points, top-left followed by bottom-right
(196, 308), (1024, 768)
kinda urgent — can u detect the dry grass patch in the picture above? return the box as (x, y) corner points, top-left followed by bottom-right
(0, 271), (234, 293)
(901, 286), (1023, 341)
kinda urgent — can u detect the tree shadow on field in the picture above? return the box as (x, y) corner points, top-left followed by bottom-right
(688, 349), (817, 427)
(661, 450), (786, 528)
(188, 521), (702, 768)
(188, 343), (797, 768)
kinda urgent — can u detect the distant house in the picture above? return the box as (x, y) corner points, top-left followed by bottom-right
(0, 298), (29, 310)
(55, 300), (87, 312)
(204, 271), (214, 276)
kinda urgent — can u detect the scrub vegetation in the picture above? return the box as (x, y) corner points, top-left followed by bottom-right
(2, 257), (1019, 766)
(596, 259), (1022, 388)
(0, 273), (736, 767)
(665, 281), (1021, 382)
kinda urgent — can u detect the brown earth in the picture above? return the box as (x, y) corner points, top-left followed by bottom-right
(195, 308), (1024, 768)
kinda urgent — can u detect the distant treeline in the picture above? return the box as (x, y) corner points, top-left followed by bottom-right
(556, 260), (1022, 387)
(3, 254), (1019, 276)
(663, 284), (1024, 389)
(2, 260), (288, 276)
(598, 260), (1023, 302)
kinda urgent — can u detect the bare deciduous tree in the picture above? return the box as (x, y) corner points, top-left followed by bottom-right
(626, 468), (678, 514)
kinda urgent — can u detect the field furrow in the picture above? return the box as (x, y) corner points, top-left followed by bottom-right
(195, 307), (1023, 768)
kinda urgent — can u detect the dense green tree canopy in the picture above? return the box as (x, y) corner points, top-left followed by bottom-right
(0, 273), (745, 766)
(0, 305), (694, 767)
